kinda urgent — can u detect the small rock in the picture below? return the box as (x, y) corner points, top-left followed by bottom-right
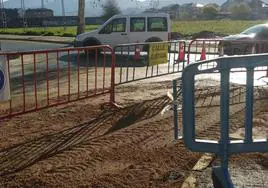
(164, 171), (184, 181)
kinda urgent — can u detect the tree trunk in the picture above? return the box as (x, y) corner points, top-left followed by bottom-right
(77, 0), (85, 35)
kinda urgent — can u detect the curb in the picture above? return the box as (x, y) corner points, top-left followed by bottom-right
(181, 153), (214, 188)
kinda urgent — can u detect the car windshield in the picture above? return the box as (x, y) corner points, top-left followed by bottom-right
(241, 25), (265, 35)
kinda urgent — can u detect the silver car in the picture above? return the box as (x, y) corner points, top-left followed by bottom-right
(219, 24), (268, 55)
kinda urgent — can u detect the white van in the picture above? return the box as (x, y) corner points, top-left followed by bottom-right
(74, 13), (171, 48)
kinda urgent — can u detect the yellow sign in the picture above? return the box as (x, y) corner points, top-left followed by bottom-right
(148, 43), (168, 66)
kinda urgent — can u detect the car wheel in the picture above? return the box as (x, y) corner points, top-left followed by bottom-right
(224, 42), (234, 56)
(83, 38), (102, 55)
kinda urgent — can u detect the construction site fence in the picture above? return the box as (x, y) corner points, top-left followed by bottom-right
(187, 38), (268, 72)
(113, 40), (187, 85)
(181, 54), (268, 187)
(3, 38), (268, 120)
(0, 45), (115, 120)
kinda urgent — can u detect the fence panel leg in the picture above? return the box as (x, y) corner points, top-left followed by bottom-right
(173, 79), (179, 140)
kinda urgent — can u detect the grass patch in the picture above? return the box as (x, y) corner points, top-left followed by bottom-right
(0, 20), (267, 37)
(172, 20), (267, 36)
(0, 25), (99, 37)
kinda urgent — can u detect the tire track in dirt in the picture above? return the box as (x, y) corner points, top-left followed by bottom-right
(1, 84), (268, 187)
(197, 100), (268, 140)
(22, 115), (197, 187)
(3, 93), (238, 186)
(0, 86), (248, 177)
(83, 139), (200, 187)
(0, 110), (115, 176)
(0, 90), (201, 187)
(0, 96), (171, 177)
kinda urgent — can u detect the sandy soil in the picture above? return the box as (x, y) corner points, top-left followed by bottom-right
(0, 76), (267, 187)
(0, 77), (199, 188)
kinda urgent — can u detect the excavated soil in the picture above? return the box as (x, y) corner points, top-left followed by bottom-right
(0, 77), (268, 188)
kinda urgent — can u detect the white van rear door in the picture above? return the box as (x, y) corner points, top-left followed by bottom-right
(98, 18), (129, 47)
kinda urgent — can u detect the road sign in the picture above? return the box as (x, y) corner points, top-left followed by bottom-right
(148, 43), (168, 66)
(0, 55), (10, 102)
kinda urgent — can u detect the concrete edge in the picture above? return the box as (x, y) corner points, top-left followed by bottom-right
(0, 37), (73, 45)
(181, 153), (215, 188)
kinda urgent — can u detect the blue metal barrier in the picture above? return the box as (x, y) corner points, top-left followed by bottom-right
(181, 54), (268, 187)
(173, 79), (179, 140)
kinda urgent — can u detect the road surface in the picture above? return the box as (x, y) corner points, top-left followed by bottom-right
(0, 40), (67, 52)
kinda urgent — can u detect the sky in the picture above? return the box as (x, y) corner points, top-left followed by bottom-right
(4, 0), (268, 16)
(4, 0), (268, 5)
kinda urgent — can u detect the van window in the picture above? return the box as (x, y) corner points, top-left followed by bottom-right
(99, 18), (126, 34)
(148, 17), (167, 32)
(130, 18), (145, 32)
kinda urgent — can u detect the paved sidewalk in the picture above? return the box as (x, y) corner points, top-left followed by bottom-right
(183, 153), (268, 188)
(0, 34), (74, 44)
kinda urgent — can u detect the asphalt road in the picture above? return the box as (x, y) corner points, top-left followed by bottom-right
(0, 40), (67, 52)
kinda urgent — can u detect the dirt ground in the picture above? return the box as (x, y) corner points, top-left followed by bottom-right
(0, 76), (199, 188)
(0, 76), (268, 187)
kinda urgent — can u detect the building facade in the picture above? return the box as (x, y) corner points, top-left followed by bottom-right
(24, 8), (54, 18)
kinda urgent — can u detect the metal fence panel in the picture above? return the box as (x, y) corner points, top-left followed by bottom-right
(0, 45), (115, 120)
(181, 54), (268, 187)
(114, 41), (187, 85)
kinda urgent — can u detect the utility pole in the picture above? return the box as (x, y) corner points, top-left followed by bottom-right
(77, 0), (85, 35)
(61, 0), (66, 31)
(0, 0), (7, 29)
(41, 0), (44, 8)
(21, 0), (27, 29)
(41, 0), (46, 30)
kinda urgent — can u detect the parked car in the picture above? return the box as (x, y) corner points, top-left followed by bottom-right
(219, 24), (268, 55)
(74, 13), (171, 49)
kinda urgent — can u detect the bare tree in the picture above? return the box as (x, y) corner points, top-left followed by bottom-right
(77, 0), (85, 35)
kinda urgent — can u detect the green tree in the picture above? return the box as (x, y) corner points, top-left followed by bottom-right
(206, 3), (219, 9)
(102, 0), (121, 21)
(229, 3), (252, 20)
(248, 0), (262, 10)
(202, 6), (219, 20)
(179, 10), (192, 20)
